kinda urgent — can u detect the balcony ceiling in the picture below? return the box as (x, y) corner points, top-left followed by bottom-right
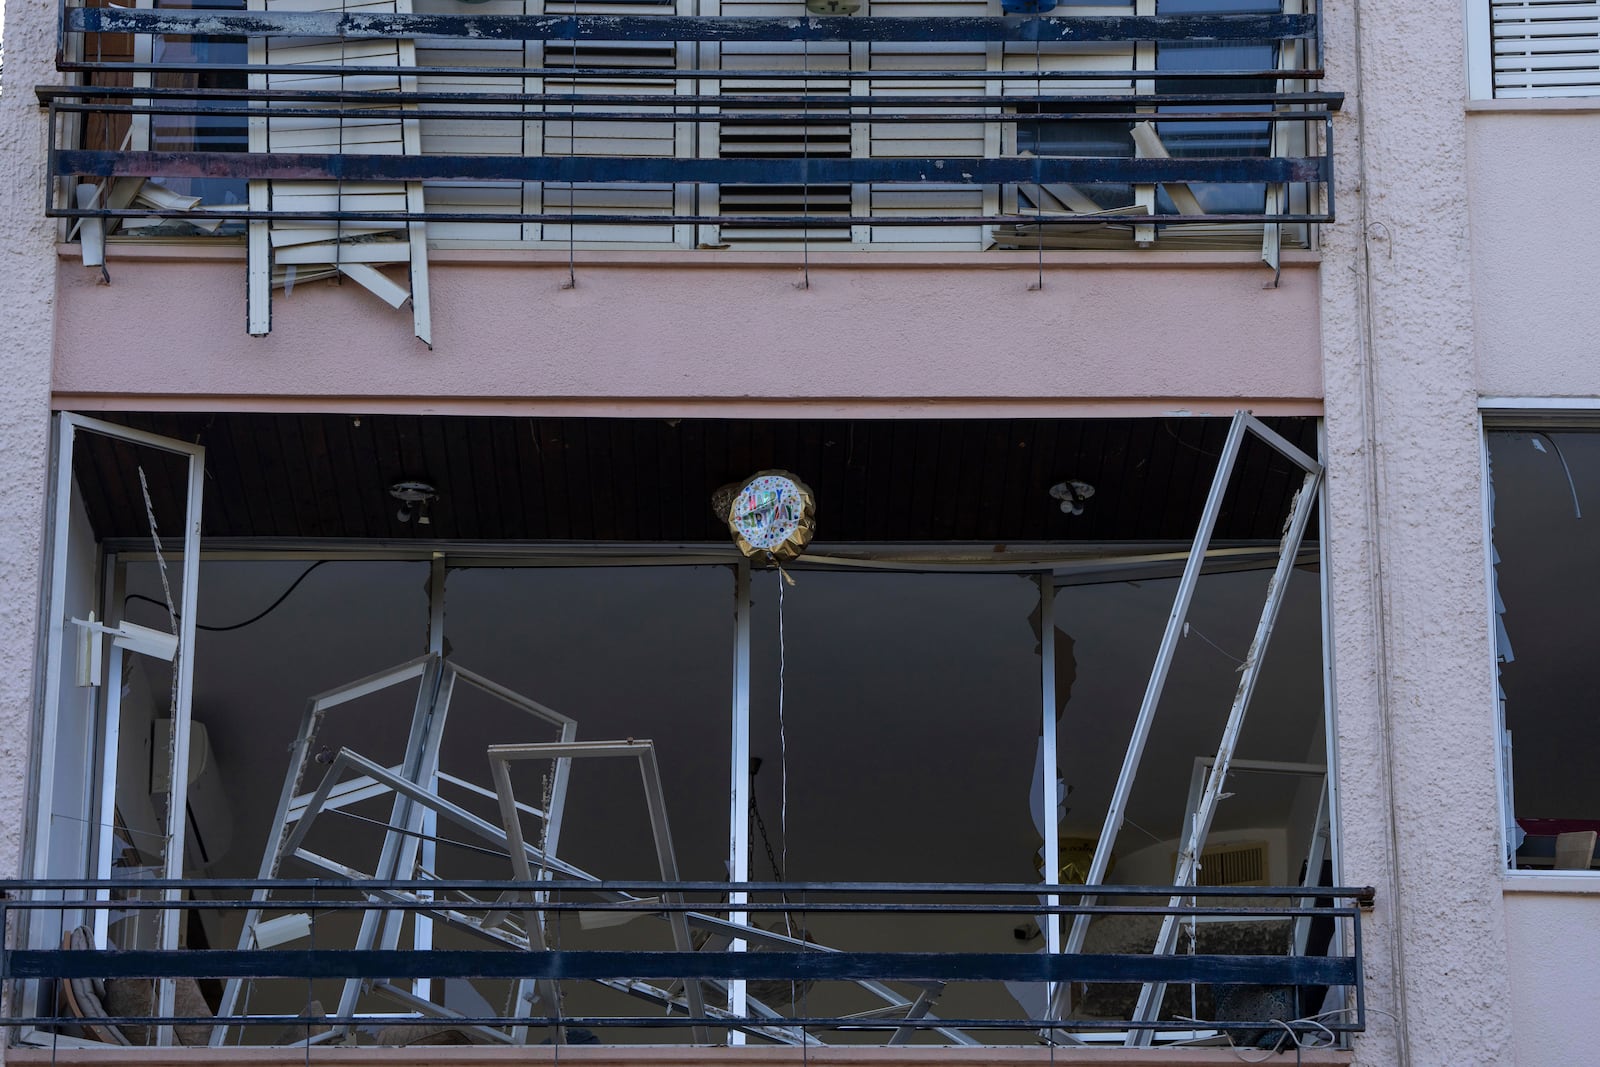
(75, 412), (1318, 545)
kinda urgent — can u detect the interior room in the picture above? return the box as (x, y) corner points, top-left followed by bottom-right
(1488, 425), (1600, 871)
(28, 412), (1332, 1047)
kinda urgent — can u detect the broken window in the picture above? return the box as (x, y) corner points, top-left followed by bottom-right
(1487, 425), (1600, 872)
(14, 412), (1359, 1050)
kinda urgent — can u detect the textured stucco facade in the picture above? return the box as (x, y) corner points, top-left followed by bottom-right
(4, 0), (1600, 1061)
(1, 0), (65, 893)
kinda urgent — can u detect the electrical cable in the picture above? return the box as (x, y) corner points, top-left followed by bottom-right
(323, 806), (514, 862)
(1348, 0), (1414, 1055)
(776, 564), (790, 936)
(125, 560), (328, 632)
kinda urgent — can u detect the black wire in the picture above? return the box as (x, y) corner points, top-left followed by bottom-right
(124, 560), (328, 632)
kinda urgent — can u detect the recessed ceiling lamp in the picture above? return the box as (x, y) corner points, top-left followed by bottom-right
(390, 481), (438, 525)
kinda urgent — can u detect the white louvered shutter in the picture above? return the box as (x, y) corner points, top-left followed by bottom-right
(413, 0), (529, 243)
(532, 0), (692, 247)
(1491, 0), (1600, 97)
(704, 0), (855, 247)
(865, 0), (992, 248)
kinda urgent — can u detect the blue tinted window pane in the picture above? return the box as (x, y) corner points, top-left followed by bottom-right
(149, 0), (249, 213)
(1155, 32), (1275, 215)
(1016, 113), (1136, 210)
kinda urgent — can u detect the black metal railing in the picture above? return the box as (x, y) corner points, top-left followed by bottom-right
(2, 879), (1368, 1049)
(40, 5), (1340, 239)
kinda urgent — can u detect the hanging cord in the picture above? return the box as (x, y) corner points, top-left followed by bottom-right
(304, 886), (316, 1067)
(751, 791), (784, 882)
(50, 904), (64, 1067)
(1029, 37), (1044, 291)
(798, 894), (810, 1061)
(796, 36), (812, 289)
(537, 772), (565, 1049)
(776, 566), (791, 936)
(561, 0), (579, 289)
(334, 0), (349, 280)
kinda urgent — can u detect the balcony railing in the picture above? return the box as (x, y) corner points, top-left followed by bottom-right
(2, 878), (1368, 1051)
(41, 6), (1340, 240)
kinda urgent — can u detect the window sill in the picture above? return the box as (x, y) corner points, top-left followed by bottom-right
(1504, 872), (1600, 894)
(1467, 97), (1600, 114)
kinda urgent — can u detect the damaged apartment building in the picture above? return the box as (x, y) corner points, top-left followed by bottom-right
(0, 0), (1598, 1062)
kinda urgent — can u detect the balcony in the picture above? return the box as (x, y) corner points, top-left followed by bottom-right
(40, 0), (1339, 337)
(21, 412), (1354, 1056)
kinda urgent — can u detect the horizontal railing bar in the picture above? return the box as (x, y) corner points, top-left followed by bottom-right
(48, 210), (1335, 226)
(5, 948), (1358, 985)
(54, 148), (1329, 184)
(47, 102), (1333, 123)
(39, 85), (1344, 108)
(0, 878), (1375, 898)
(52, 61), (1326, 81)
(66, 10), (1320, 44)
(0, 896), (1359, 917)
(0, 1014), (1363, 1033)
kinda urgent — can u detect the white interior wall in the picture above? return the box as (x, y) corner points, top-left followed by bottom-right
(115, 555), (1327, 893)
(44, 480), (101, 887)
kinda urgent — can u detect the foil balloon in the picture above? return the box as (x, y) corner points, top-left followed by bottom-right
(727, 471), (816, 563)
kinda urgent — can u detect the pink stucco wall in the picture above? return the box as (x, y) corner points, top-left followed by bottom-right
(0, 0), (66, 902)
(52, 248), (1322, 413)
(1502, 888), (1600, 1064)
(1468, 103), (1600, 1067)
(1469, 105), (1600, 399)
(1316, 0), (1517, 1062)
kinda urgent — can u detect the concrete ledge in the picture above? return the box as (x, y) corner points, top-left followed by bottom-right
(58, 243), (1322, 272)
(1467, 97), (1600, 114)
(1503, 873), (1600, 895)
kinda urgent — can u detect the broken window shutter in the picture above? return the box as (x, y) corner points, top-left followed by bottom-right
(993, 15), (1143, 251)
(247, 0), (433, 343)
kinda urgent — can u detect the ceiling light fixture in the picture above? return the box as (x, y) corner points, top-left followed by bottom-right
(1049, 479), (1095, 516)
(390, 481), (438, 525)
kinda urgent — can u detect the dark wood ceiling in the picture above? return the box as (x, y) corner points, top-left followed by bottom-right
(74, 413), (1319, 545)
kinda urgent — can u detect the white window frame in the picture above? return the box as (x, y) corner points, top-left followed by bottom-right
(1482, 399), (1600, 877)
(24, 413), (205, 1046)
(1466, 0), (1600, 101)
